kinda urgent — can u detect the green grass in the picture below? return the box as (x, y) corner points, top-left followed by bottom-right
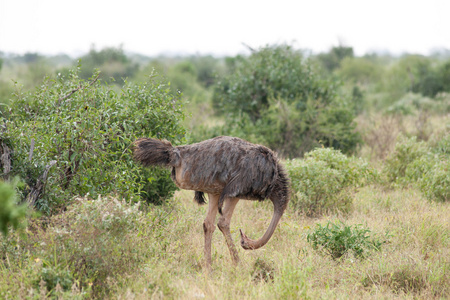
(1, 186), (448, 299)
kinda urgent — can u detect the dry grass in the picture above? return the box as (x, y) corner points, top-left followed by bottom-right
(107, 187), (449, 299)
(357, 113), (449, 161)
(1, 187), (448, 299)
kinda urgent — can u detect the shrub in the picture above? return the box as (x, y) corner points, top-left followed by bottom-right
(31, 195), (146, 296)
(419, 159), (449, 202)
(0, 66), (185, 213)
(286, 148), (376, 216)
(384, 135), (429, 184)
(384, 133), (449, 202)
(304, 147), (377, 187)
(212, 44), (361, 157)
(0, 179), (27, 235)
(306, 220), (385, 260)
(286, 158), (348, 216)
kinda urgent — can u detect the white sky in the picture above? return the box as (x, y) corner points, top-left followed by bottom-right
(1, 0), (449, 57)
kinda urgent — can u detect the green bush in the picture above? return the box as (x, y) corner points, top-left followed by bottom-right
(418, 159), (449, 202)
(386, 93), (449, 115)
(0, 180), (27, 235)
(286, 158), (348, 216)
(0, 66), (185, 213)
(304, 147), (377, 186)
(212, 44), (361, 157)
(307, 220), (385, 260)
(384, 134), (449, 202)
(384, 136), (429, 184)
(286, 148), (376, 216)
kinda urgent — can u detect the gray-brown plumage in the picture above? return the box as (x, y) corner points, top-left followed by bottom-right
(133, 136), (290, 270)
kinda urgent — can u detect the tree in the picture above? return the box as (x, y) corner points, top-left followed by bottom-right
(211, 45), (361, 157)
(77, 45), (139, 85)
(316, 46), (354, 72)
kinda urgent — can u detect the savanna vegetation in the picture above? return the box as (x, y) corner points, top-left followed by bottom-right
(0, 44), (449, 299)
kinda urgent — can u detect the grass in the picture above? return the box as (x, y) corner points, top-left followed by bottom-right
(2, 185), (448, 299)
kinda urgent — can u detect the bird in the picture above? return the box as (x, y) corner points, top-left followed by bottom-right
(133, 136), (290, 270)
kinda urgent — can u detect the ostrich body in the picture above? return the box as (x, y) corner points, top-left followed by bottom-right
(133, 136), (290, 269)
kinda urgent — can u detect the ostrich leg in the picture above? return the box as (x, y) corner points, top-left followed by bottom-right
(203, 193), (219, 271)
(217, 197), (240, 265)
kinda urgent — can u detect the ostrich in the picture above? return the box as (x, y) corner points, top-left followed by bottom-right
(133, 136), (290, 270)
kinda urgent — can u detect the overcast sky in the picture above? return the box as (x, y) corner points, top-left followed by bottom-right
(1, 0), (449, 57)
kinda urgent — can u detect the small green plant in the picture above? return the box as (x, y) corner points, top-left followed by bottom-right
(251, 258), (275, 283)
(0, 179), (27, 236)
(36, 265), (74, 294)
(306, 220), (385, 260)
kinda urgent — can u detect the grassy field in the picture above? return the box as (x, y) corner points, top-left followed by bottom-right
(2, 183), (448, 299)
(1, 47), (449, 299)
(113, 188), (449, 299)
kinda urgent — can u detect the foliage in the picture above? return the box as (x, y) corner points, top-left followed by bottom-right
(0, 180), (27, 236)
(307, 220), (385, 260)
(387, 92), (450, 115)
(9, 196), (151, 297)
(384, 134), (449, 202)
(337, 56), (382, 85)
(384, 135), (429, 184)
(418, 159), (449, 202)
(76, 46), (139, 85)
(285, 148), (377, 216)
(316, 45), (354, 72)
(304, 147), (377, 186)
(0, 66), (185, 213)
(211, 44), (361, 157)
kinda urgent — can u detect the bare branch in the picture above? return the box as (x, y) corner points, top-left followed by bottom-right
(26, 160), (57, 207)
(28, 138), (35, 162)
(0, 142), (12, 181)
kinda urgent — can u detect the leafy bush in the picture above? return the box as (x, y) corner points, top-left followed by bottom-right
(286, 159), (349, 216)
(304, 147), (377, 186)
(0, 66), (185, 213)
(211, 44), (361, 157)
(386, 93), (450, 115)
(384, 134), (449, 202)
(0, 179), (27, 235)
(286, 148), (377, 216)
(384, 135), (429, 184)
(307, 220), (385, 260)
(418, 160), (449, 202)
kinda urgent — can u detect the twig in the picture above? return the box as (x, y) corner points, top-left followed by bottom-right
(0, 142), (12, 181)
(26, 160), (57, 206)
